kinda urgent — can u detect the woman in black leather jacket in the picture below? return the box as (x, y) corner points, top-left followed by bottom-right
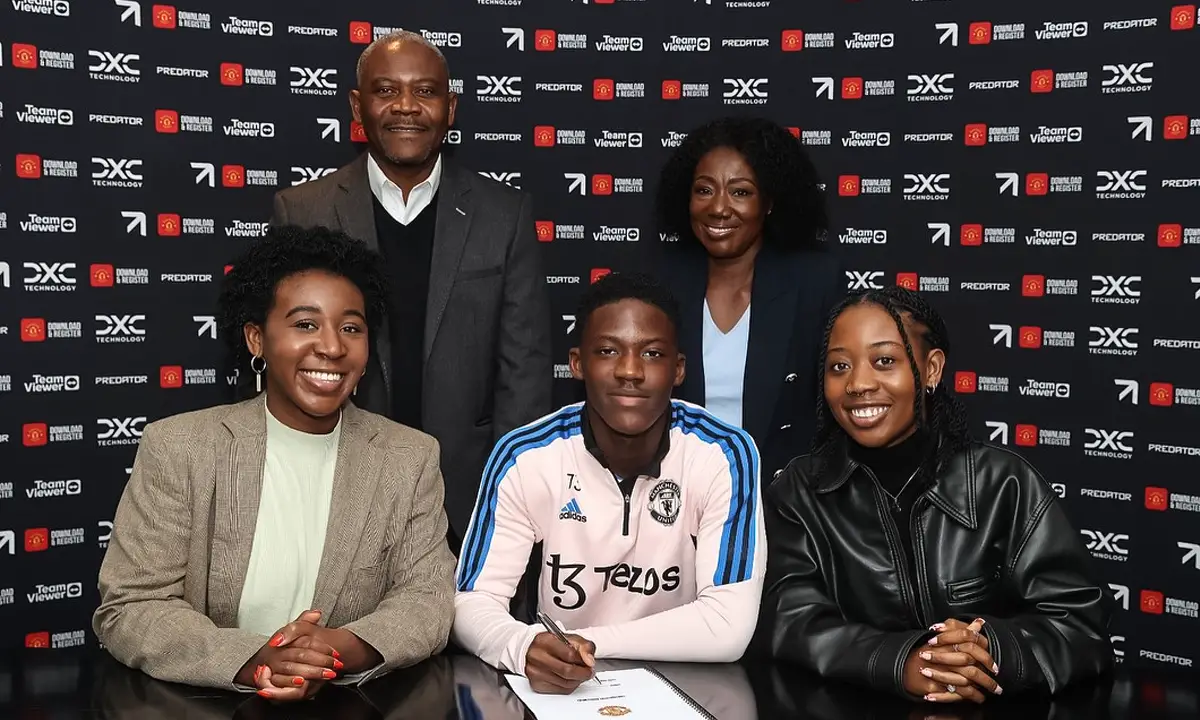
(753, 286), (1112, 704)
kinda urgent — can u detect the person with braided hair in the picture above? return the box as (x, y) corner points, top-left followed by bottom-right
(751, 286), (1112, 703)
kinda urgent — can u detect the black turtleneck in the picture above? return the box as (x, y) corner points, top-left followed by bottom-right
(849, 429), (932, 593)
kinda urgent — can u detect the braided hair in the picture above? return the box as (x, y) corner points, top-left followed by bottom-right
(811, 285), (973, 481)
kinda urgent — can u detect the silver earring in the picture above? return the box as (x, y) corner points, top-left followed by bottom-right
(926, 385), (935, 395)
(250, 355), (266, 394)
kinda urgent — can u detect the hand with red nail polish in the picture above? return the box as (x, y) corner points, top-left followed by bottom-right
(237, 609), (340, 701)
(251, 663), (321, 702)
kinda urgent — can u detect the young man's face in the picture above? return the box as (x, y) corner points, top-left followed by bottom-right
(569, 299), (685, 436)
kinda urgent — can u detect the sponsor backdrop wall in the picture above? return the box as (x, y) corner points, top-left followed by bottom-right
(1, 0), (1198, 669)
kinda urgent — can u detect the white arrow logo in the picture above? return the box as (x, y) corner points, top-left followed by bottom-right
(1192, 277), (1200, 300)
(502, 27), (525, 51)
(193, 315), (217, 339)
(1181, 542), (1200, 569)
(1109, 583), (1130, 610)
(190, 162), (214, 187)
(114, 0), (141, 26)
(928, 222), (950, 246)
(935, 22), (959, 46)
(996, 172), (1019, 197)
(316, 118), (340, 142)
(1114, 379), (1139, 404)
(1127, 115), (1152, 141)
(0, 530), (13, 556)
(985, 421), (1008, 445)
(989, 324), (1012, 348)
(564, 173), (586, 196)
(563, 315), (577, 335)
(121, 210), (146, 236)
(812, 77), (834, 100)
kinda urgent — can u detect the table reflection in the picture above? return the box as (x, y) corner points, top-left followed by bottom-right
(0, 649), (1196, 720)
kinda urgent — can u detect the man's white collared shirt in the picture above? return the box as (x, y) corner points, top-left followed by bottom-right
(366, 152), (442, 226)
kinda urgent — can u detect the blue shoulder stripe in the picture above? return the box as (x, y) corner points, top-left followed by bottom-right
(672, 402), (760, 586)
(457, 406), (584, 591)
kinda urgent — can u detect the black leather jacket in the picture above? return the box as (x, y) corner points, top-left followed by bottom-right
(752, 439), (1113, 697)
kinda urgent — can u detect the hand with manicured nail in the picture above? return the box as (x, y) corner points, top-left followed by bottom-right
(917, 618), (1003, 704)
(252, 662), (323, 702)
(236, 609), (341, 701)
(903, 645), (967, 703)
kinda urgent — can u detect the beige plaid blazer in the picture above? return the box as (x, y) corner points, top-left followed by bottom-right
(93, 395), (456, 689)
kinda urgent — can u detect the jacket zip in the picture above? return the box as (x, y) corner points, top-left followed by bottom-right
(614, 474), (635, 536)
(862, 467), (927, 629)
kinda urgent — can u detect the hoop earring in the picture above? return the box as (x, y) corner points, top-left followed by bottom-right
(926, 385), (935, 395)
(353, 368), (365, 396)
(250, 355), (266, 394)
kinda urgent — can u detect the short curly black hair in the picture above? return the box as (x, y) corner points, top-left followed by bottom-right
(574, 271), (681, 345)
(216, 224), (389, 398)
(655, 116), (829, 252)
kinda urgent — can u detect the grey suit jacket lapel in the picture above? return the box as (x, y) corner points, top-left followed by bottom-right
(334, 153), (378, 251)
(209, 397), (381, 627)
(209, 396), (269, 627)
(425, 161), (473, 361)
(334, 153), (392, 407)
(310, 402), (382, 618)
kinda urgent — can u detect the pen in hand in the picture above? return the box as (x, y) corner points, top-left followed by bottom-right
(536, 611), (598, 686)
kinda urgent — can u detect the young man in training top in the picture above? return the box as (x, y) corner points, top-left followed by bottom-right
(452, 271), (766, 694)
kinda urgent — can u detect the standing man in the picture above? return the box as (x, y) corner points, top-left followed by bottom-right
(271, 31), (553, 550)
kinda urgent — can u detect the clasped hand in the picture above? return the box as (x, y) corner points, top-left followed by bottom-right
(903, 618), (1003, 705)
(525, 631), (597, 694)
(238, 609), (350, 701)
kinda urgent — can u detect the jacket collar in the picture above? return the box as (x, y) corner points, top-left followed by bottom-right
(580, 403), (672, 480)
(207, 394), (383, 627)
(814, 434), (978, 529)
(220, 392), (373, 441)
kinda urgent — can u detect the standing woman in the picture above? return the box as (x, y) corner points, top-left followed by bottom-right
(94, 226), (456, 700)
(653, 116), (844, 482)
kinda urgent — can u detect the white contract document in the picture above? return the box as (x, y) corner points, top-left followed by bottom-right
(505, 668), (715, 719)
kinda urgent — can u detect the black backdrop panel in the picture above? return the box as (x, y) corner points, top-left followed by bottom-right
(1, 0), (1198, 670)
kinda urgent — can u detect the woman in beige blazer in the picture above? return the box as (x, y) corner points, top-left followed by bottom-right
(94, 225), (456, 701)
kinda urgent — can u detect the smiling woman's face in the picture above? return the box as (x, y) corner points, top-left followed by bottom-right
(244, 270), (369, 433)
(688, 146), (769, 259)
(823, 303), (944, 448)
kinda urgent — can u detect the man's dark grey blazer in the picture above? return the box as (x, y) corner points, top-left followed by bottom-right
(269, 152), (553, 540)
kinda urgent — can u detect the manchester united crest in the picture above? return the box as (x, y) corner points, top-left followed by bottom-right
(648, 479), (681, 526)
